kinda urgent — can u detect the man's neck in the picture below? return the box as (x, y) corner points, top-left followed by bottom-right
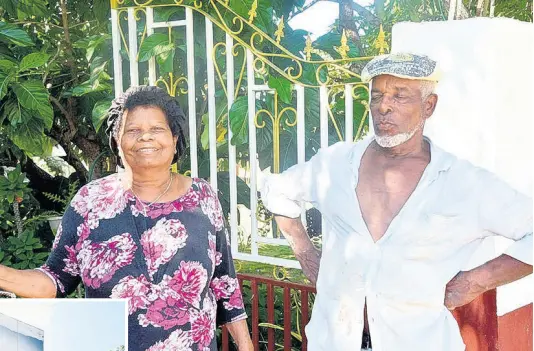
(373, 133), (429, 159)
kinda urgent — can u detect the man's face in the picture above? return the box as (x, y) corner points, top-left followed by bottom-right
(370, 75), (436, 148)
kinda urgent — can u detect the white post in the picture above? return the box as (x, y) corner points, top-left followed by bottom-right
(145, 7), (157, 85)
(205, 18), (218, 192)
(296, 84), (307, 225)
(226, 34), (239, 255)
(247, 49), (258, 256)
(186, 8), (198, 177)
(448, 0), (457, 20)
(127, 8), (139, 87)
(319, 85), (329, 240)
(111, 9), (123, 97)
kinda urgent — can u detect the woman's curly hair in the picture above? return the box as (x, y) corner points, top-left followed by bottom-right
(105, 85), (188, 166)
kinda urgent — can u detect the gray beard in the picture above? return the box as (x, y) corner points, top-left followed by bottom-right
(375, 120), (424, 148)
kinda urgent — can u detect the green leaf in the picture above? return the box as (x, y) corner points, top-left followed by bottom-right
(92, 98), (113, 132)
(0, 22), (33, 47)
(34, 252), (49, 260)
(156, 46), (175, 74)
(200, 113), (209, 150)
(7, 109), (54, 156)
(93, 0), (111, 23)
(229, 0), (273, 33)
(268, 76), (292, 104)
(1, 0), (17, 16)
(72, 79), (112, 96)
(0, 70), (14, 100)
(3, 99), (22, 126)
(74, 35), (111, 61)
(17, 0), (49, 19)
(138, 33), (174, 62)
(12, 81), (53, 129)
(228, 95), (249, 146)
(19, 52), (50, 71)
(0, 59), (17, 73)
(154, 7), (181, 22)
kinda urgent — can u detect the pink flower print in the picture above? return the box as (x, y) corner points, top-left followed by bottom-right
(207, 232), (221, 270)
(210, 275), (238, 300)
(224, 288), (246, 311)
(145, 329), (193, 351)
(62, 245), (80, 276)
(176, 189), (200, 212)
(51, 223), (63, 250)
(77, 233), (137, 289)
(166, 261), (208, 308)
(111, 275), (151, 315)
(198, 181), (224, 231)
(190, 297), (216, 349)
(71, 174), (130, 228)
(74, 222), (91, 251)
(139, 296), (190, 330)
(141, 218), (188, 279)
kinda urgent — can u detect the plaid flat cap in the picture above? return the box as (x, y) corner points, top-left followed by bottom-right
(361, 52), (441, 83)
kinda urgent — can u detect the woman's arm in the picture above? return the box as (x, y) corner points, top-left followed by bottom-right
(225, 319), (253, 351)
(0, 265), (56, 298)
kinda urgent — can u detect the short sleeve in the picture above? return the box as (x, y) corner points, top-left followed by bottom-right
(209, 220), (247, 327)
(260, 141), (354, 218)
(477, 170), (533, 265)
(37, 205), (83, 297)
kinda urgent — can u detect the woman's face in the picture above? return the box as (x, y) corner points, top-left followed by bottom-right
(119, 106), (178, 171)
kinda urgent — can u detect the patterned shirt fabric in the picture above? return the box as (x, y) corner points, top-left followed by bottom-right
(38, 175), (246, 351)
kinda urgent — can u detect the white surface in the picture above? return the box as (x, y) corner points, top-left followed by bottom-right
(226, 33), (239, 257)
(392, 17), (533, 316)
(186, 8), (198, 177)
(0, 312), (44, 341)
(246, 49), (259, 257)
(206, 18), (218, 192)
(127, 8), (139, 87)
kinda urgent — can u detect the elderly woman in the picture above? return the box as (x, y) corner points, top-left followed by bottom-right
(0, 86), (253, 351)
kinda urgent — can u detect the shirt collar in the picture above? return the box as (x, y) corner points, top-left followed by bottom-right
(350, 134), (456, 183)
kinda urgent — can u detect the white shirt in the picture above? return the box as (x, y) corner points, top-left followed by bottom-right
(260, 136), (532, 351)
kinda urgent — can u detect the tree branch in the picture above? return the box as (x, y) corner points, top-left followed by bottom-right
(47, 129), (88, 181)
(49, 95), (77, 139)
(59, 0), (78, 83)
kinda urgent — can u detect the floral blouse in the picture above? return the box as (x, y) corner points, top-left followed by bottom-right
(38, 174), (247, 351)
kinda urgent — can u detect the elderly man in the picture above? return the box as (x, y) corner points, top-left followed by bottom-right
(260, 53), (532, 351)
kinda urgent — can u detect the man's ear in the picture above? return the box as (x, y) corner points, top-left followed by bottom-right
(424, 94), (438, 119)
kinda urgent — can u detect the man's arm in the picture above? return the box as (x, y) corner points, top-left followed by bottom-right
(0, 265), (56, 298)
(446, 170), (532, 310)
(275, 216), (321, 286)
(445, 254), (532, 310)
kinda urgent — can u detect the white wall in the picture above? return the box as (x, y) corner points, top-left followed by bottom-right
(391, 17), (533, 316)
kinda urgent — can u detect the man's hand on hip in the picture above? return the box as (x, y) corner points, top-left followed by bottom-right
(444, 271), (486, 310)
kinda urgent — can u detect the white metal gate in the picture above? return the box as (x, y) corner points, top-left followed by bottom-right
(110, 0), (385, 268)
